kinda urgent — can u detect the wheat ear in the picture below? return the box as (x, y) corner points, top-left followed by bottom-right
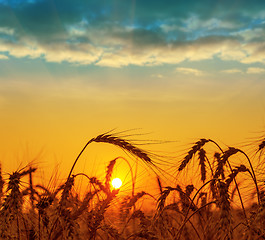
(0, 163), (4, 204)
(178, 139), (209, 171)
(217, 180), (232, 239)
(198, 148), (207, 182)
(105, 159), (116, 191)
(68, 133), (153, 180)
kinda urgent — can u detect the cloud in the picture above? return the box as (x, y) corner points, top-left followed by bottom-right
(96, 35), (249, 67)
(183, 15), (241, 33)
(1, 23), (265, 68)
(1, 1), (265, 67)
(160, 24), (180, 33)
(0, 30), (263, 67)
(0, 54), (8, 60)
(234, 28), (265, 42)
(221, 69), (243, 74)
(44, 43), (102, 64)
(0, 27), (14, 35)
(247, 67), (265, 74)
(240, 42), (265, 64)
(151, 74), (164, 78)
(175, 67), (204, 76)
(0, 37), (103, 64)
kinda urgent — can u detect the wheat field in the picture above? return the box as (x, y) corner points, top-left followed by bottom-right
(0, 132), (265, 240)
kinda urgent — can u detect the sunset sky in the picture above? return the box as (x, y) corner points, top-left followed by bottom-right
(1, 0), (265, 178)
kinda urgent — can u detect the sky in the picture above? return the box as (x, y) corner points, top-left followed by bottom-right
(1, 0), (265, 181)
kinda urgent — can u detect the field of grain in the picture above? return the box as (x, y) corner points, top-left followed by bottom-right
(1, 132), (265, 240)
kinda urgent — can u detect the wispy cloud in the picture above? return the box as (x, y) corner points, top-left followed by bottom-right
(151, 74), (164, 78)
(221, 69), (243, 74)
(247, 67), (265, 74)
(0, 54), (8, 60)
(233, 28), (265, 42)
(0, 27), (14, 35)
(175, 67), (204, 76)
(182, 15), (241, 33)
(240, 42), (265, 64)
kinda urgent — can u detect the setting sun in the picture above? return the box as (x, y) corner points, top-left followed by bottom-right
(1, 0), (265, 238)
(111, 178), (122, 189)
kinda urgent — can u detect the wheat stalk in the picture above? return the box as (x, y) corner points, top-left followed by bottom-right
(258, 139), (265, 152)
(225, 165), (248, 186)
(176, 179), (217, 239)
(214, 148), (239, 180)
(120, 191), (148, 227)
(92, 134), (152, 163)
(88, 190), (119, 239)
(131, 209), (151, 229)
(89, 176), (108, 193)
(198, 148), (207, 183)
(126, 191), (147, 209)
(236, 148), (260, 205)
(175, 200), (216, 240)
(156, 176), (163, 194)
(59, 175), (75, 207)
(68, 132), (153, 180)
(0, 163), (4, 204)
(48, 175), (76, 240)
(105, 159), (116, 191)
(100, 224), (124, 240)
(71, 191), (97, 220)
(127, 231), (159, 240)
(176, 185), (197, 213)
(156, 187), (174, 214)
(251, 191), (265, 235)
(217, 180), (232, 240)
(178, 139), (209, 171)
(0, 171), (24, 239)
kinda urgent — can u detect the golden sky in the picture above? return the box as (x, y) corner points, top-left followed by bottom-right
(0, 0), (265, 185)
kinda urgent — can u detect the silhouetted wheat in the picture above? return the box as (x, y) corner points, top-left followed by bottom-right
(198, 148), (207, 183)
(258, 139), (265, 152)
(225, 164), (248, 186)
(178, 139), (209, 172)
(105, 158), (116, 191)
(217, 180), (232, 239)
(68, 133), (153, 180)
(0, 167), (36, 239)
(214, 147), (239, 180)
(1, 131), (265, 239)
(156, 176), (163, 194)
(156, 187), (174, 214)
(0, 163), (4, 204)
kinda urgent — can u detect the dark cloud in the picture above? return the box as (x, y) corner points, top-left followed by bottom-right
(2, 0), (265, 33)
(0, 0), (265, 66)
(1, 0), (264, 36)
(113, 28), (165, 47)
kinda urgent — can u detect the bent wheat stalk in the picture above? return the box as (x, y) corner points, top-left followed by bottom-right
(68, 133), (153, 180)
(178, 139), (209, 171)
(208, 140), (249, 224)
(237, 149), (260, 205)
(176, 201), (217, 240)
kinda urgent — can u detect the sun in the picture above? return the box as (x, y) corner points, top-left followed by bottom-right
(111, 178), (122, 189)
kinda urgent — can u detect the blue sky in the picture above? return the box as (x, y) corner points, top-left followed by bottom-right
(1, 0), (265, 173)
(0, 0), (265, 68)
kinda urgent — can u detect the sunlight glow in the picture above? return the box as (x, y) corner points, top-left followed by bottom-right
(111, 178), (122, 189)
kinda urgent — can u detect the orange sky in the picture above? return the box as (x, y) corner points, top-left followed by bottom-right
(1, 71), (264, 176)
(1, 0), (265, 193)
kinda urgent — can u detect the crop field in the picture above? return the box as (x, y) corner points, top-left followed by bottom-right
(0, 132), (265, 240)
